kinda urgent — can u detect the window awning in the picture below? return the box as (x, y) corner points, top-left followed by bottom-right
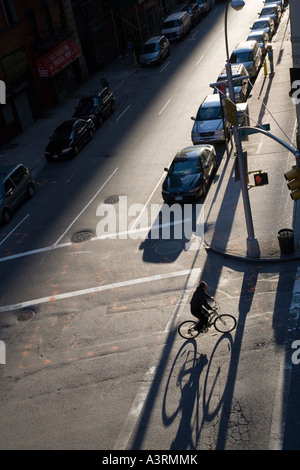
(37, 39), (82, 78)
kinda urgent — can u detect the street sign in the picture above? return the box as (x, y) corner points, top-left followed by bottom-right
(224, 98), (237, 126)
(240, 124), (270, 137)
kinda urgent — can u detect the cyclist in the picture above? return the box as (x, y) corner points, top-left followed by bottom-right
(190, 281), (214, 331)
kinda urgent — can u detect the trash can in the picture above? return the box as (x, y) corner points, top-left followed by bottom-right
(277, 228), (294, 255)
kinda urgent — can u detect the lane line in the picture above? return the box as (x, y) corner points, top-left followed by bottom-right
(158, 99), (171, 115)
(0, 214), (30, 246)
(53, 167), (118, 247)
(113, 267), (200, 450)
(116, 105), (131, 121)
(0, 268), (200, 312)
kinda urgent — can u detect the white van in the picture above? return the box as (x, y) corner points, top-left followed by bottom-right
(161, 11), (191, 41)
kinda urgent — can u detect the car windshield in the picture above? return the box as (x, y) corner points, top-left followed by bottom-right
(197, 106), (221, 120)
(248, 34), (263, 43)
(169, 157), (201, 175)
(230, 51), (252, 63)
(261, 7), (276, 15)
(143, 43), (159, 53)
(78, 97), (98, 109)
(52, 122), (73, 140)
(253, 20), (270, 29)
(163, 20), (180, 28)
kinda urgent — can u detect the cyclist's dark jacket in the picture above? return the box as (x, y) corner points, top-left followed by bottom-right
(190, 286), (213, 315)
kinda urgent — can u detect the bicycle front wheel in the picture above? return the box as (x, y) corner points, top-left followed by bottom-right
(214, 314), (236, 333)
(178, 321), (200, 339)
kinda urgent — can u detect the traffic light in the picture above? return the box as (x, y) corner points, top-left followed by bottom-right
(284, 166), (300, 201)
(254, 172), (268, 186)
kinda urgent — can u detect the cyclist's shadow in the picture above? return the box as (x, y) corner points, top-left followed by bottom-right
(162, 339), (208, 450)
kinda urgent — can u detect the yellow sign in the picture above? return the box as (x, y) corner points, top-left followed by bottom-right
(224, 98), (237, 126)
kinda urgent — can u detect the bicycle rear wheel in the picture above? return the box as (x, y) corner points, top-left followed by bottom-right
(178, 321), (200, 339)
(214, 314), (236, 333)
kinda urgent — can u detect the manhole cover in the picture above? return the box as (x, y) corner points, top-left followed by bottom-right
(71, 231), (93, 243)
(155, 241), (182, 255)
(18, 310), (35, 322)
(104, 195), (119, 204)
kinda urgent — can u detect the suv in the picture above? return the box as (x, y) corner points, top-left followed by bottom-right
(197, 0), (213, 17)
(73, 84), (115, 127)
(0, 164), (35, 224)
(161, 11), (191, 41)
(191, 94), (230, 144)
(139, 36), (170, 66)
(214, 64), (249, 103)
(230, 40), (262, 78)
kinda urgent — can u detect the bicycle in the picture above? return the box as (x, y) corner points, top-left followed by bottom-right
(178, 300), (237, 339)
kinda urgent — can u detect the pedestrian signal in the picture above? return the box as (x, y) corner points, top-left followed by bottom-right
(254, 172), (268, 186)
(284, 166), (300, 201)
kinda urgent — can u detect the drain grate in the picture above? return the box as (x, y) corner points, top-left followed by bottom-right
(155, 241), (182, 255)
(104, 195), (119, 204)
(71, 230), (93, 243)
(18, 310), (35, 322)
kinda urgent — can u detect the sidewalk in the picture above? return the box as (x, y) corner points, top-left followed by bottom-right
(204, 6), (300, 262)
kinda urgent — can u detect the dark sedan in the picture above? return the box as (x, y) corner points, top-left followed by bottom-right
(162, 145), (216, 204)
(45, 118), (95, 161)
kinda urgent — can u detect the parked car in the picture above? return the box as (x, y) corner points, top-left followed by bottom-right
(139, 36), (170, 66)
(246, 30), (270, 56)
(72, 85), (115, 127)
(264, 0), (284, 11)
(191, 94), (230, 144)
(0, 164), (35, 224)
(229, 40), (262, 78)
(214, 64), (249, 103)
(162, 145), (216, 203)
(161, 11), (191, 41)
(250, 17), (275, 40)
(45, 119), (95, 162)
(259, 3), (282, 26)
(197, 0), (213, 17)
(181, 3), (202, 27)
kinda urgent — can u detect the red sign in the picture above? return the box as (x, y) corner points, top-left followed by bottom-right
(37, 39), (82, 78)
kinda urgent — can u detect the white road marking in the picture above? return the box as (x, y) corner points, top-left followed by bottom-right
(158, 99), (171, 115)
(53, 167), (118, 247)
(0, 214), (30, 246)
(0, 268), (200, 312)
(116, 105), (131, 121)
(160, 61), (170, 72)
(113, 267), (200, 450)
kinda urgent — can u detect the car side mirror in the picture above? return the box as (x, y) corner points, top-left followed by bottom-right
(164, 167), (169, 172)
(5, 188), (13, 197)
(191, 116), (196, 121)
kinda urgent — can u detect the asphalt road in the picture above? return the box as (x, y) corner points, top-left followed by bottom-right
(0, 0), (298, 451)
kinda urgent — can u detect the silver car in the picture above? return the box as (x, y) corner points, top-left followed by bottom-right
(191, 94), (230, 144)
(247, 30), (270, 56)
(0, 164), (35, 224)
(139, 36), (170, 66)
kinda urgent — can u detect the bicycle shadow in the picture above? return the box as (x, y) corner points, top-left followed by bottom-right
(162, 333), (234, 450)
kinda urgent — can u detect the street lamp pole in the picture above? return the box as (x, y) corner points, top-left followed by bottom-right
(224, 0), (260, 258)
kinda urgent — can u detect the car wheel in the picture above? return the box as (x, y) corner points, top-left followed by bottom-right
(89, 129), (94, 140)
(2, 208), (11, 225)
(110, 102), (115, 114)
(27, 183), (35, 198)
(98, 115), (103, 127)
(73, 145), (79, 156)
(46, 155), (53, 162)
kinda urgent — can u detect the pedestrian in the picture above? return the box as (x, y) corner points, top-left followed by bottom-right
(190, 281), (214, 331)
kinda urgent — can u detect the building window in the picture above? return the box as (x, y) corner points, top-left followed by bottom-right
(27, 8), (40, 44)
(1, 0), (17, 26)
(42, 2), (54, 37)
